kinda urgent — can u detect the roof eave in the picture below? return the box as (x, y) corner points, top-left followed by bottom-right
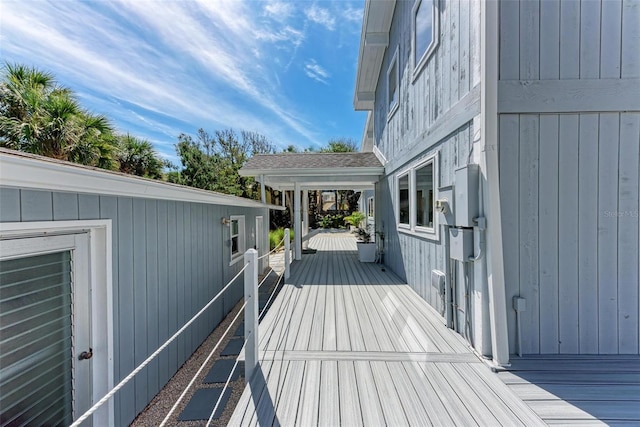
(239, 166), (385, 178)
(0, 149), (286, 211)
(353, 0), (397, 111)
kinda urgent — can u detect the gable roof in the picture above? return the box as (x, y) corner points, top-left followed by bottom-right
(239, 152), (384, 190)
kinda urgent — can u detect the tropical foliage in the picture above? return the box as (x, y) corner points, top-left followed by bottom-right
(0, 62), (165, 177)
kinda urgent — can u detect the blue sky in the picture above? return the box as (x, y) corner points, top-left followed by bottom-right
(1, 0), (367, 163)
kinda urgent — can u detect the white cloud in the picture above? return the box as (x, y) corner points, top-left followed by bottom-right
(1, 0), (325, 150)
(305, 5), (336, 31)
(342, 6), (363, 24)
(304, 59), (330, 84)
(264, 1), (294, 22)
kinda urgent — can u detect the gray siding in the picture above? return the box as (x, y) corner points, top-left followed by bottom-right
(373, 0), (482, 343)
(500, 113), (640, 355)
(374, 0), (481, 164)
(498, 0), (640, 355)
(0, 188), (268, 425)
(378, 124), (475, 325)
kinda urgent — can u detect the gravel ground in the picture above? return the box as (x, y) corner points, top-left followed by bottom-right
(130, 266), (282, 427)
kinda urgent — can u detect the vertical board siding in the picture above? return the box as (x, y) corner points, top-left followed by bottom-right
(381, 124), (474, 324)
(618, 114), (640, 354)
(374, 0), (479, 164)
(499, 0), (639, 356)
(503, 0), (637, 82)
(117, 197), (136, 424)
(518, 115), (540, 354)
(538, 115), (559, 354)
(621, 0), (640, 78)
(52, 192), (78, 220)
(0, 188), (265, 424)
(499, 113), (640, 355)
(557, 116), (580, 354)
(20, 190), (52, 221)
(145, 199), (159, 403)
(598, 114), (620, 354)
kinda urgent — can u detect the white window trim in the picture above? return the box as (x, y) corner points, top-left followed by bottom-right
(229, 215), (246, 266)
(396, 169), (411, 230)
(0, 220), (114, 426)
(387, 47), (400, 120)
(412, 0), (440, 81)
(367, 196), (375, 220)
(395, 152), (439, 241)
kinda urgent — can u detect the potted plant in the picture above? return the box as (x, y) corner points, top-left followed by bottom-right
(344, 211), (366, 231)
(353, 225), (376, 262)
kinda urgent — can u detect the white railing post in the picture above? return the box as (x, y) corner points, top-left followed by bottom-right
(284, 228), (290, 280)
(244, 249), (259, 382)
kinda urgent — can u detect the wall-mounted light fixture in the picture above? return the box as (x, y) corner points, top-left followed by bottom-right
(221, 217), (231, 226)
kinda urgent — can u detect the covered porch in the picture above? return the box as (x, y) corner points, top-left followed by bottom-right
(230, 232), (545, 426)
(239, 151), (384, 260)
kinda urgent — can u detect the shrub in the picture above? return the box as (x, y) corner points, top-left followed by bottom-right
(269, 228), (294, 250)
(344, 211), (366, 227)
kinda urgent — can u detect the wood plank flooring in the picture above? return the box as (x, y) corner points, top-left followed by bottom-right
(230, 232), (545, 426)
(499, 355), (640, 425)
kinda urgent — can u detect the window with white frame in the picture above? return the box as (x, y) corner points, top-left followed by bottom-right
(415, 161), (434, 230)
(230, 215), (245, 264)
(387, 48), (399, 118)
(398, 173), (410, 226)
(396, 153), (438, 237)
(367, 196), (374, 219)
(412, 0), (439, 76)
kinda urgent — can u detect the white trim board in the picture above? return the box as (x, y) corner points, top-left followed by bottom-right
(498, 78), (640, 113)
(384, 85), (481, 174)
(0, 220), (114, 426)
(0, 149), (283, 210)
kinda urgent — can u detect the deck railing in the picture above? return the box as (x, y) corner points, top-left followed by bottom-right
(70, 229), (291, 426)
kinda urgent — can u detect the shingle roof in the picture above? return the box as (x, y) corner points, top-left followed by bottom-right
(241, 152), (383, 171)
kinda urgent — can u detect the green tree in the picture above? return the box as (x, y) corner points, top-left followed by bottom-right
(116, 133), (164, 178)
(172, 128), (276, 199)
(320, 137), (359, 153)
(0, 62), (117, 168)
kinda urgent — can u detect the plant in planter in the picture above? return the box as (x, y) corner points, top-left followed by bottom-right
(344, 211), (366, 231)
(353, 225), (376, 262)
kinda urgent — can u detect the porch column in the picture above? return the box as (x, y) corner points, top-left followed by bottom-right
(302, 189), (309, 250)
(260, 174), (266, 204)
(294, 182), (302, 260)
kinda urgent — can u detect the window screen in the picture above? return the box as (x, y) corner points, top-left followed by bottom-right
(0, 251), (74, 426)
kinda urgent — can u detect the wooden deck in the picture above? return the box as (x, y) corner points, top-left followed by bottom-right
(230, 231), (545, 426)
(498, 355), (640, 426)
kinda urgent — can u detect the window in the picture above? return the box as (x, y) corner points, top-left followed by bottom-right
(412, 0), (439, 77)
(367, 197), (374, 219)
(230, 215), (245, 264)
(396, 153), (439, 238)
(387, 48), (399, 118)
(415, 162), (434, 230)
(398, 173), (410, 226)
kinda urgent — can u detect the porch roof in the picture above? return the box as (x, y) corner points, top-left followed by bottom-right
(238, 152), (384, 190)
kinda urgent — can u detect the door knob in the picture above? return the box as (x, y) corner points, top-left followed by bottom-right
(78, 348), (93, 360)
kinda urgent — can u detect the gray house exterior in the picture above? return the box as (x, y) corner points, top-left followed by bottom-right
(356, 0), (639, 363)
(0, 149), (273, 426)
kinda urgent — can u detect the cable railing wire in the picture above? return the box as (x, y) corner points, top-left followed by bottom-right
(259, 271), (284, 321)
(257, 235), (286, 260)
(70, 261), (250, 427)
(159, 297), (250, 427)
(258, 268), (274, 289)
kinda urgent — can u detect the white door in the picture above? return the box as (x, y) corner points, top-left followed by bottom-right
(0, 233), (92, 426)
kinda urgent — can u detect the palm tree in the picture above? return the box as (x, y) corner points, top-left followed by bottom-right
(116, 134), (164, 178)
(1, 62), (118, 168)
